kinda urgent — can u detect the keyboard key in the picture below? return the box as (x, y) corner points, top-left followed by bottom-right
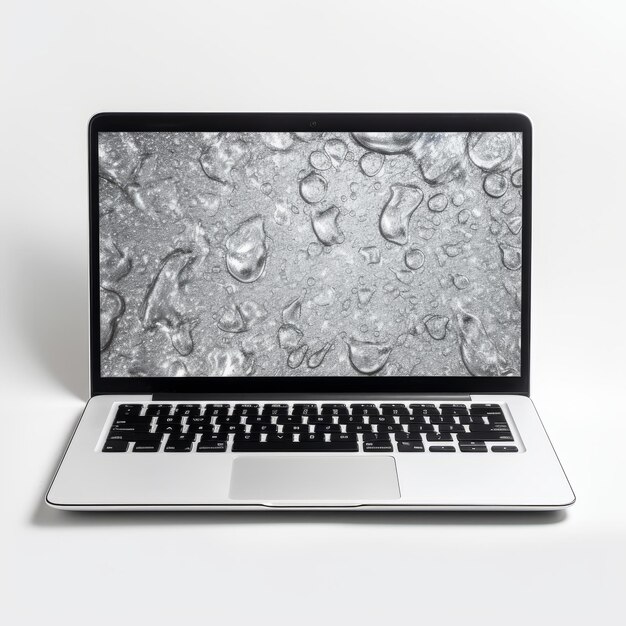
(233, 433), (261, 444)
(156, 416), (183, 426)
(112, 416), (152, 426)
(307, 415), (334, 424)
(394, 432), (422, 441)
(363, 441), (394, 452)
(368, 415), (397, 425)
(282, 424), (309, 434)
(457, 433), (514, 442)
(174, 405), (201, 418)
(338, 415), (365, 424)
(426, 432), (453, 442)
(266, 434), (294, 444)
(110, 424), (152, 434)
(314, 424), (341, 433)
(429, 415), (455, 424)
(197, 441), (227, 452)
(103, 440), (129, 452)
(429, 446), (456, 452)
(218, 424), (246, 434)
(262, 404), (289, 415)
(407, 423), (435, 432)
(459, 444), (488, 453)
(199, 433), (228, 442)
(321, 404), (348, 416)
(460, 415), (487, 425)
(330, 433), (358, 442)
(215, 415), (242, 425)
(397, 441), (425, 452)
(133, 441), (161, 452)
(250, 424), (278, 434)
(291, 404), (318, 416)
(185, 423), (213, 434)
(186, 416), (212, 426)
(438, 424), (465, 433)
(491, 446), (519, 453)
(154, 424), (183, 434)
(400, 415), (426, 424)
(346, 423), (373, 433)
(276, 415), (304, 425)
(468, 424), (511, 433)
(300, 433), (326, 443)
(376, 424), (404, 433)
(164, 435), (194, 452)
(115, 404), (142, 418)
(233, 404), (259, 415)
(145, 404), (172, 417)
(381, 405), (409, 416)
(232, 440), (358, 452)
(362, 433), (391, 442)
(205, 405), (229, 416)
(245, 415), (273, 424)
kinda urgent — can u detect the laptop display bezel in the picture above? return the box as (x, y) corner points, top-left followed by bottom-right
(89, 112), (531, 396)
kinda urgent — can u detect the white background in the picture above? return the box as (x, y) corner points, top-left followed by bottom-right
(1, 0), (625, 624)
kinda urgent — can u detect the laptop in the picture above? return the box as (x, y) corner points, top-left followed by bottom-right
(46, 112), (575, 510)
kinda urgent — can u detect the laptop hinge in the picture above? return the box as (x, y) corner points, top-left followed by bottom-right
(153, 392), (473, 401)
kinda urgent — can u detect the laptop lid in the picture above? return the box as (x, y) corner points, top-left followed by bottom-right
(90, 112), (531, 396)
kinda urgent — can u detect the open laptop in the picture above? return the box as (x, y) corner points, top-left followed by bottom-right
(46, 112), (575, 510)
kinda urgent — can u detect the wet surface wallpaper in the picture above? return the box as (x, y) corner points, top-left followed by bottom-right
(99, 131), (523, 377)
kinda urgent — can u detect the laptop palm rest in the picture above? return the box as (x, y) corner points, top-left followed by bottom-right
(229, 456), (401, 503)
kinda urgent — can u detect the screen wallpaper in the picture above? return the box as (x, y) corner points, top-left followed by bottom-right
(99, 131), (523, 377)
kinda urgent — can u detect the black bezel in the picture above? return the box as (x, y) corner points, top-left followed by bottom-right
(90, 112), (532, 396)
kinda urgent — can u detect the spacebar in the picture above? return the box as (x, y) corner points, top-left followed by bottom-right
(232, 441), (359, 452)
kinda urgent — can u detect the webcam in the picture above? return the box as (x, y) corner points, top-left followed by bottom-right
(310, 121), (317, 128)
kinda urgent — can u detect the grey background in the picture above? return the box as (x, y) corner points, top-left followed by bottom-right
(100, 131), (522, 377)
(1, 1), (625, 625)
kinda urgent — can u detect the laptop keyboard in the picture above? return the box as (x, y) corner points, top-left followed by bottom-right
(102, 402), (519, 454)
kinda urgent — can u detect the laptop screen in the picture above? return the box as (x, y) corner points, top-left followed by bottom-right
(98, 131), (522, 378)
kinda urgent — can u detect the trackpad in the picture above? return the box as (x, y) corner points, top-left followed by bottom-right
(229, 456), (400, 502)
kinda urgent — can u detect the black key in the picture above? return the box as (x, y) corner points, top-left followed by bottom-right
(186, 416), (212, 426)
(487, 415), (508, 425)
(291, 404), (318, 415)
(218, 424), (246, 434)
(400, 415), (426, 424)
(457, 433), (514, 442)
(266, 434), (294, 444)
(440, 404), (468, 409)
(245, 415), (272, 425)
(233, 433), (261, 444)
(154, 424), (183, 435)
(262, 404), (289, 415)
(427, 432), (453, 442)
(307, 415), (334, 424)
(460, 415), (487, 425)
(204, 405), (229, 416)
(276, 415), (303, 425)
(491, 446), (519, 453)
(164, 435), (194, 452)
(376, 424), (404, 433)
(363, 441), (394, 452)
(216, 415), (242, 425)
(471, 403), (502, 409)
(300, 433), (326, 443)
(438, 424), (466, 433)
(440, 408), (468, 416)
(145, 404), (172, 417)
(199, 433), (228, 442)
(112, 416), (152, 426)
(115, 404), (142, 418)
(363, 433), (391, 442)
(197, 441), (227, 452)
(407, 423), (435, 432)
(156, 416), (183, 426)
(410, 406), (440, 416)
(233, 404), (259, 415)
(103, 440), (129, 452)
(338, 415), (364, 425)
(173, 405), (201, 418)
(250, 424), (278, 434)
(394, 432), (422, 441)
(110, 424), (152, 434)
(330, 433), (358, 443)
(429, 446), (456, 452)
(314, 424), (341, 433)
(381, 406), (409, 416)
(397, 441), (425, 452)
(133, 441), (161, 452)
(468, 424), (511, 433)
(185, 423), (213, 435)
(409, 403), (437, 410)
(459, 443), (488, 452)
(282, 424), (309, 434)
(429, 415), (455, 424)
(369, 415), (397, 425)
(455, 439), (490, 447)
(350, 405), (380, 416)
(232, 440), (358, 452)
(321, 406), (348, 416)
(107, 432), (162, 443)
(346, 423), (373, 433)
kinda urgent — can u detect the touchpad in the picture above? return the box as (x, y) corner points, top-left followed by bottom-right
(229, 456), (400, 502)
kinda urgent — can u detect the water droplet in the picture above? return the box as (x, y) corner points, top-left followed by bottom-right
(140, 249), (196, 355)
(468, 132), (515, 171)
(443, 243), (462, 257)
(379, 184), (424, 245)
(199, 137), (249, 185)
(307, 342), (332, 368)
(313, 285), (336, 307)
(511, 168), (523, 187)
(206, 347), (255, 376)
(282, 295), (303, 324)
(294, 132), (316, 142)
(352, 132), (421, 154)
(357, 287), (375, 306)
(310, 150), (332, 170)
(311, 205), (344, 246)
(299, 172), (328, 204)
(225, 216), (268, 283)
(452, 192), (465, 206)
(427, 193), (448, 212)
(167, 360), (188, 377)
(196, 192), (220, 216)
(499, 243), (522, 270)
(273, 202), (291, 226)
(404, 246), (425, 269)
(218, 300), (268, 333)
(346, 337), (393, 374)
(287, 344), (308, 368)
(277, 324), (303, 351)
(260, 132), (294, 151)
(217, 304), (246, 333)
(457, 209), (470, 224)
(100, 287), (125, 350)
(506, 215), (522, 235)
(483, 173), (508, 198)
(359, 152), (385, 176)
(453, 274), (470, 289)
(392, 268), (414, 284)
(457, 309), (507, 376)
(423, 314), (449, 340)
(324, 138), (348, 167)
(100, 239), (132, 283)
(359, 245), (381, 264)
(261, 182), (272, 195)
(419, 133), (467, 184)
